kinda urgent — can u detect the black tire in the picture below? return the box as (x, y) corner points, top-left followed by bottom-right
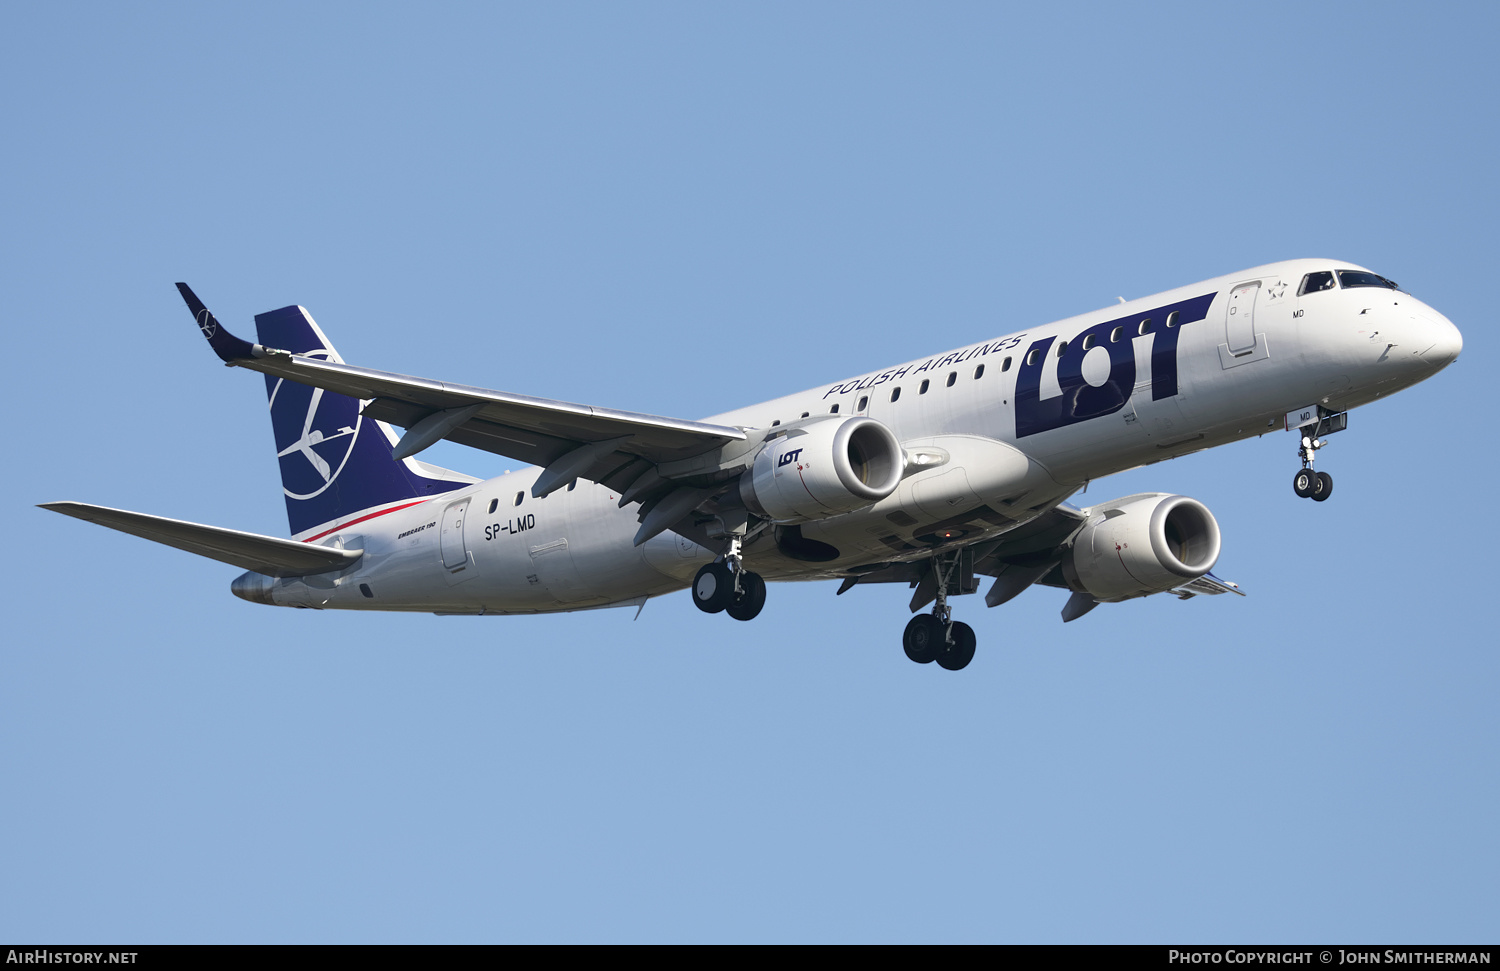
(903, 614), (943, 664)
(692, 562), (735, 614)
(726, 571), (767, 621)
(1293, 468), (1316, 498)
(1312, 470), (1334, 502)
(936, 621), (977, 671)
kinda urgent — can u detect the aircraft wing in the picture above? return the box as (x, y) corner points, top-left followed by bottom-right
(836, 501), (1244, 614)
(264, 354), (741, 468)
(39, 502), (362, 578)
(178, 285), (748, 506)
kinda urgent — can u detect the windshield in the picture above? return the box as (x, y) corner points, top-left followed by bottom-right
(1299, 268), (1403, 296)
(1299, 271), (1336, 296)
(1337, 269), (1400, 291)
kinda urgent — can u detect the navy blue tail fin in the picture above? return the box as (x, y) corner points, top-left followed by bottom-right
(254, 305), (472, 539)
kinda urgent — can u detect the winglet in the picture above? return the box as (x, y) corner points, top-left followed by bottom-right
(176, 282), (260, 363)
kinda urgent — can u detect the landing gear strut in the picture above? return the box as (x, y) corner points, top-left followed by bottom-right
(1292, 433), (1334, 502)
(691, 533), (766, 621)
(901, 550), (977, 670)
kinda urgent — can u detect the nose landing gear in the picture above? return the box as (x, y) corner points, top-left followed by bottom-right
(1290, 408), (1346, 502)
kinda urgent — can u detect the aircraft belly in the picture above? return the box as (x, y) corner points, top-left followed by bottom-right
(641, 529), (714, 582)
(510, 480), (689, 608)
(375, 482), (682, 612)
(518, 484), (624, 607)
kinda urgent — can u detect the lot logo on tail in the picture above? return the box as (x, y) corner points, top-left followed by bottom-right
(254, 304), (468, 538)
(268, 351), (362, 500)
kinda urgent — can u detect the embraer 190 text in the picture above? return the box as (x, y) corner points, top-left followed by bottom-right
(43, 260), (1461, 670)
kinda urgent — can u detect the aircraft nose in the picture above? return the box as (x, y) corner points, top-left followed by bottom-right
(1416, 311), (1463, 370)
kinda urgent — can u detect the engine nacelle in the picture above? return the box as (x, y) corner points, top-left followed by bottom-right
(740, 417), (904, 524)
(1063, 494), (1222, 601)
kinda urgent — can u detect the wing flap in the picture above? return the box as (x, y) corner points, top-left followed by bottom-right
(40, 502), (362, 578)
(1171, 572), (1246, 598)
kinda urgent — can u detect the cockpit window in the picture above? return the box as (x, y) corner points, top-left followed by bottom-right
(1337, 269), (1400, 291)
(1299, 271), (1336, 296)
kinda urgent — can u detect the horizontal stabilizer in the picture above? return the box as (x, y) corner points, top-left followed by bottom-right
(39, 502), (362, 578)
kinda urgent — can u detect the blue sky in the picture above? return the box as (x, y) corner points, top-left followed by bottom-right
(3, 2), (1495, 943)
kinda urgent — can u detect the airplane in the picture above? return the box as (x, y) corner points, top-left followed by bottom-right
(40, 259), (1462, 670)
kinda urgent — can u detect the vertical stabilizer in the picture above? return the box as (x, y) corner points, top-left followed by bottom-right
(254, 305), (471, 539)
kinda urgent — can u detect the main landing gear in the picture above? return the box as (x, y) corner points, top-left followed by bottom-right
(901, 550), (977, 671)
(691, 537), (766, 621)
(903, 612), (977, 671)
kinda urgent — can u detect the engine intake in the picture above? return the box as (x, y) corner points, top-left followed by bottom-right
(1063, 494), (1221, 601)
(740, 417), (904, 523)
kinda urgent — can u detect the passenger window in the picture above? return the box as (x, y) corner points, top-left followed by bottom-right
(567, 481), (576, 492)
(830, 404), (839, 414)
(973, 364), (985, 380)
(1081, 334), (1096, 350)
(1055, 341), (1068, 358)
(488, 498), (498, 514)
(1001, 356), (1012, 371)
(1299, 271), (1336, 295)
(890, 387), (901, 402)
(920, 379), (930, 394)
(1165, 311), (1179, 328)
(1137, 319), (1152, 336)
(946, 372), (957, 387)
(514, 492), (524, 506)
(857, 396), (868, 411)
(1026, 349), (1041, 366)
(1110, 326), (1123, 342)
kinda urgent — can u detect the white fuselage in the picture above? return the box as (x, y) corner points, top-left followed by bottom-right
(256, 259), (1461, 614)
